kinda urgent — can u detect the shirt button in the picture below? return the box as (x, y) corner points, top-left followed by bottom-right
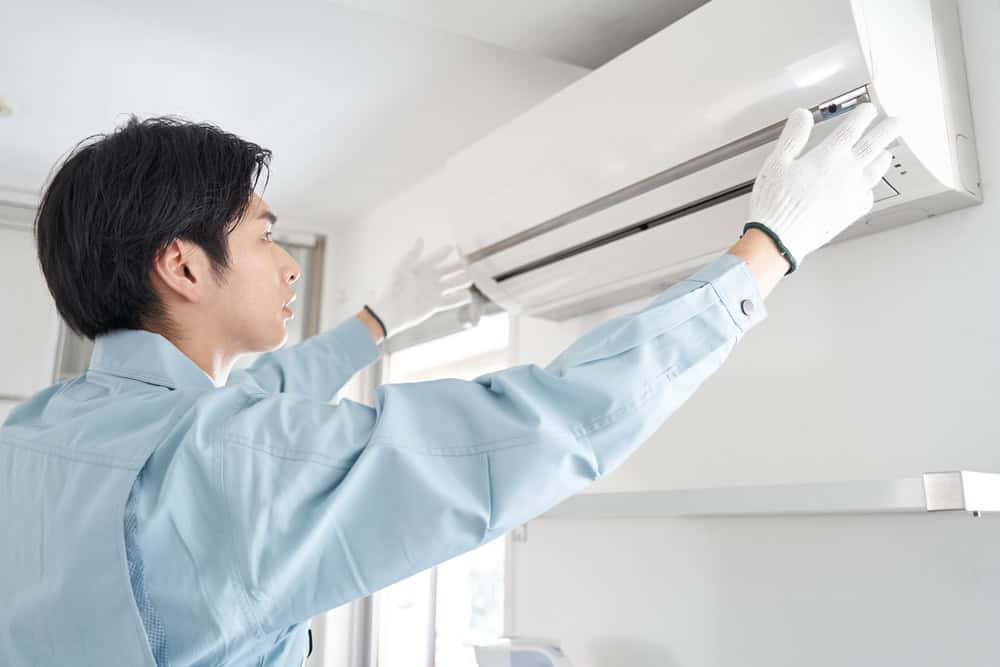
(740, 299), (755, 316)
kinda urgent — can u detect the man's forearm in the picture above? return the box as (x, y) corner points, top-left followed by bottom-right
(727, 228), (790, 298)
(357, 307), (386, 344)
(355, 228), (787, 346)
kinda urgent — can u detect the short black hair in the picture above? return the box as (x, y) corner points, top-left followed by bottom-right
(34, 115), (271, 340)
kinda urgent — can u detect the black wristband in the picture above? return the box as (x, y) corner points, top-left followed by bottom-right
(363, 304), (388, 339)
(742, 222), (798, 274)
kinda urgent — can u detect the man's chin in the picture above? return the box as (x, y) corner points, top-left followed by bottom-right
(270, 327), (290, 351)
(254, 325), (289, 353)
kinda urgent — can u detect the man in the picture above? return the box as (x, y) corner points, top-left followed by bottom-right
(0, 105), (897, 665)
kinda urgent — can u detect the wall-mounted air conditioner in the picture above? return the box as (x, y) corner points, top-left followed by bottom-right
(446, 0), (981, 320)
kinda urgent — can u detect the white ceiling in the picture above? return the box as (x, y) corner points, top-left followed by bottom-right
(331, 0), (708, 69)
(0, 0), (704, 228)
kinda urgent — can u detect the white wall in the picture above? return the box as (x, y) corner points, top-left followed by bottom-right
(507, 1), (1000, 665)
(513, 513), (1000, 666)
(322, 58), (587, 329)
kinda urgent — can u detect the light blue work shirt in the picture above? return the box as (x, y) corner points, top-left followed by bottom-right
(0, 255), (765, 666)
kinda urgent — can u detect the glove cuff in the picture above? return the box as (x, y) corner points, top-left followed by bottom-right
(742, 222), (798, 275)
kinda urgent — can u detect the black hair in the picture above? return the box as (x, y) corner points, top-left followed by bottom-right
(34, 115), (272, 340)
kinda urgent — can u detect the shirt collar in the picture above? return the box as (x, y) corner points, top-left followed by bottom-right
(88, 329), (217, 390)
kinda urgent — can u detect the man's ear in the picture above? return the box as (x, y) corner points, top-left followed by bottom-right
(151, 238), (210, 304)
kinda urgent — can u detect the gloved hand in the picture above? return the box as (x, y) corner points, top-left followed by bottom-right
(368, 239), (471, 338)
(746, 102), (901, 272)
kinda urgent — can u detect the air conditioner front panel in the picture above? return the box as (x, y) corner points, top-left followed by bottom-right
(440, 0), (981, 320)
(471, 120), (950, 317)
(466, 138), (772, 285)
(503, 193), (749, 316)
(446, 0), (870, 256)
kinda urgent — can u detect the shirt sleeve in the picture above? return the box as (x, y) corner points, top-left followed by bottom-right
(226, 316), (380, 400)
(217, 255), (766, 633)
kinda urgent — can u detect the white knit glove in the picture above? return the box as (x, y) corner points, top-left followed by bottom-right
(747, 103), (900, 272)
(368, 239), (471, 338)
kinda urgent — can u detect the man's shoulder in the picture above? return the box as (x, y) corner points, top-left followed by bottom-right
(0, 376), (247, 469)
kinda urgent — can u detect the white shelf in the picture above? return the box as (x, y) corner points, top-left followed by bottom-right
(540, 471), (1000, 519)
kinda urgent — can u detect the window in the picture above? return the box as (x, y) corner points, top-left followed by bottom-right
(0, 204), (63, 416)
(374, 312), (510, 667)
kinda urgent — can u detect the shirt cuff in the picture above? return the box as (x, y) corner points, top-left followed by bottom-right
(332, 316), (382, 370)
(687, 254), (768, 335)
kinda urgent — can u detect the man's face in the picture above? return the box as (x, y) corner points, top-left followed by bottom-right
(207, 194), (301, 354)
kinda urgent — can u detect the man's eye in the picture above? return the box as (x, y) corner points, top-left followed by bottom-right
(264, 231), (273, 242)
